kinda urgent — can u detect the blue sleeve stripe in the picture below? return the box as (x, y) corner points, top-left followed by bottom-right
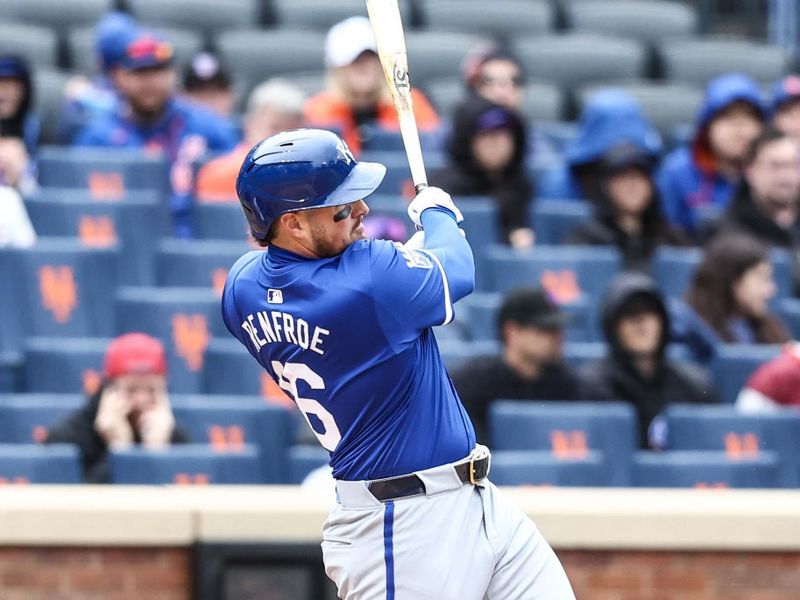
(419, 249), (453, 325)
(383, 501), (395, 600)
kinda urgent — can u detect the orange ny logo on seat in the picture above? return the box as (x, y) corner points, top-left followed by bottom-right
(540, 270), (580, 304)
(550, 430), (588, 459)
(173, 472), (210, 485)
(78, 216), (117, 247)
(0, 477), (30, 485)
(87, 171), (125, 200)
(261, 374), (295, 409)
(39, 266), (78, 323)
(724, 432), (760, 458)
(212, 268), (227, 297)
(172, 313), (209, 371)
(209, 425), (245, 451)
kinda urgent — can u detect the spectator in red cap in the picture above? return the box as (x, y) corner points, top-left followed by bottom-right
(45, 333), (189, 483)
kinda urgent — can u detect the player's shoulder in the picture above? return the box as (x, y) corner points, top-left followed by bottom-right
(225, 250), (264, 289)
(344, 238), (432, 269)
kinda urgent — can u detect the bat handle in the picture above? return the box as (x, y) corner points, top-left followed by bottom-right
(414, 183), (428, 195)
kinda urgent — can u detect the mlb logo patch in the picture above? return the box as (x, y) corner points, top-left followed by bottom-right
(267, 289), (283, 304)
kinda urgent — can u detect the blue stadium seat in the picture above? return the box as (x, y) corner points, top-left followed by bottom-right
(437, 339), (501, 371)
(204, 339), (268, 397)
(632, 450), (783, 488)
(360, 125), (444, 154)
(711, 344), (782, 405)
(483, 246), (622, 305)
(490, 450), (612, 487)
(0, 250), (23, 358)
(362, 196), (415, 242)
(0, 444), (82, 484)
(23, 337), (108, 394)
(360, 151), (446, 198)
(109, 445), (262, 484)
(0, 395), (83, 443)
(37, 147), (170, 198)
(10, 240), (119, 340)
(531, 199), (592, 245)
(115, 287), (226, 394)
(193, 203), (252, 240)
(172, 398), (292, 483)
(287, 445), (330, 484)
(25, 191), (168, 286)
(0, 353), (20, 393)
(665, 404), (800, 486)
(778, 298), (800, 339)
(488, 401), (637, 486)
(156, 239), (249, 290)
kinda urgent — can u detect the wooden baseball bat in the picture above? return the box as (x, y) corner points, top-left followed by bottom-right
(365, 0), (428, 193)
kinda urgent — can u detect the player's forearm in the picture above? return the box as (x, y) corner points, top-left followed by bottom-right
(420, 209), (475, 300)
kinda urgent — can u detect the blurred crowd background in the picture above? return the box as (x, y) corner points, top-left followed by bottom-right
(1, 0), (800, 490)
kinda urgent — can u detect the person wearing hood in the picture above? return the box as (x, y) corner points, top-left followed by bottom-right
(0, 55), (39, 196)
(537, 89), (662, 202)
(460, 42), (526, 112)
(45, 333), (190, 483)
(431, 95), (535, 248)
(565, 142), (687, 270)
(581, 273), (718, 449)
(770, 74), (800, 146)
(451, 287), (584, 445)
(656, 73), (765, 238)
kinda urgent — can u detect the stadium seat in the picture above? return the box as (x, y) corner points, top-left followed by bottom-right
(483, 245), (621, 306)
(204, 339), (281, 399)
(287, 445), (330, 484)
(777, 297), (800, 339)
(359, 151), (446, 198)
(0, 354), (19, 393)
(109, 445), (262, 484)
(0, 0), (110, 29)
(576, 82), (704, 136)
(156, 239), (249, 291)
(129, 0), (259, 33)
(115, 287), (225, 394)
(489, 450), (612, 487)
(360, 125), (444, 154)
(10, 240), (119, 340)
(32, 69), (72, 144)
(25, 191), (168, 286)
(437, 339), (501, 371)
(37, 147), (171, 199)
(405, 31), (488, 88)
(23, 337), (109, 395)
(0, 250), (23, 358)
(0, 444), (82, 484)
(0, 395), (84, 443)
(274, 0), (411, 31)
(711, 344), (783, 405)
(512, 34), (647, 90)
(632, 450), (783, 488)
(565, 0), (699, 42)
(218, 29), (327, 93)
(488, 400), (637, 485)
(193, 203), (252, 240)
(0, 23), (58, 69)
(420, 0), (555, 39)
(659, 37), (789, 85)
(172, 398), (293, 483)
(664, 404), (800, 486)
(531, 199), (592, 245)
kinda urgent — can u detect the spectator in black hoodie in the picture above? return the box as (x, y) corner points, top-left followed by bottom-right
(0, 55), (38, 195)
(431, 96), (535, 249)
(581, 273), (718, 449)
(566, 143), (687, 270)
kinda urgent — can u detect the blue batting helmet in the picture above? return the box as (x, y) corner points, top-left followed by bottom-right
(236, 129), (386, 240)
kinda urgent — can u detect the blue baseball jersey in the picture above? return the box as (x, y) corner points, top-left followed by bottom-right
(221, 210), (476, 481)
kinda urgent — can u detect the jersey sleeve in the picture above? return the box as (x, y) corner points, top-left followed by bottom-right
(220, 251), (262, 348)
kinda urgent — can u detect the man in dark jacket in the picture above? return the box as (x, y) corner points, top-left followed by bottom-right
(581, 273), (718, 448)
(451, 287), (583, 445)
(45, 333), (190, 483)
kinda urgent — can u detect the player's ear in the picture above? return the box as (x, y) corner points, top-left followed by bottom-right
(281, 212), (307, 240)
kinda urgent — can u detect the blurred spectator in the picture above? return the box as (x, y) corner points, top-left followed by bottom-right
(461, 42), (525, 111)
(538, 89), (661, 202)
(59, 11), (139, 144)
(566, 143), (687, 270)
(431, 96), (534, 248)
(0, 55), (39, 195)
(74, 30), (238, 237)
(451, 287), (583, 445)
(736, 342), (800, 413)
(657, 73), (764, 238)
(672, 233), (790, 362)
(581, 273), (718, 449)
(182, 52), (235, 117)
(196, 78), (305, 203)
(0, 185), (36, 247)
(770, 74), (800, 146)
(304, 16), (439, 155)
(710, 127), (800, 293)
(45, 333), (190, 483)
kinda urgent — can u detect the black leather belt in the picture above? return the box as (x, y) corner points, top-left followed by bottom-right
(367, 454), (490, 503)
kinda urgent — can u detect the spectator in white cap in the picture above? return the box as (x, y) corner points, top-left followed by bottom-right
(304, 16), (439, 155)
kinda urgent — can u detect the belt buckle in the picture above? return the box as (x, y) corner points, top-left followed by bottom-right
(469, 457), (478, 485)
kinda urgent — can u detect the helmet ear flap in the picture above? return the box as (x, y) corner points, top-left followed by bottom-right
(240, 201), (269, 241)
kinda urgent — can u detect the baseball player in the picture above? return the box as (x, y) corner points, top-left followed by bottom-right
(222, 128), (575, 599)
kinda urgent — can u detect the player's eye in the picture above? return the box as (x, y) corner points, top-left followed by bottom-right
(333, 205), (352, 222)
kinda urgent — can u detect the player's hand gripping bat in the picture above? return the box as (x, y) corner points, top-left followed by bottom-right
(365, 0), (427, 194)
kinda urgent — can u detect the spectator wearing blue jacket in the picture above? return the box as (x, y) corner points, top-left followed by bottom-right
(656, 74), (764, 238)
(537, 89), (661, 202)
(74, 30), (238, 237)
